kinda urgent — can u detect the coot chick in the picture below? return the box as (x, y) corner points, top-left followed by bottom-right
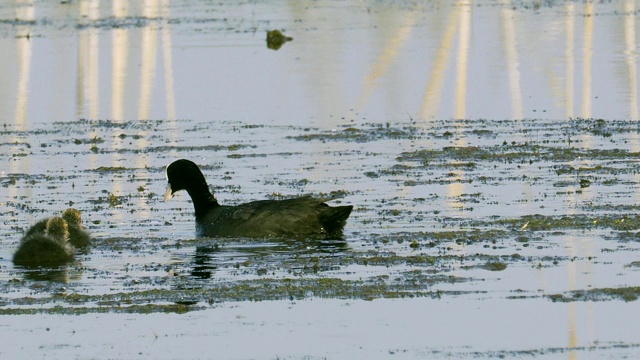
(13, 217), (75, 266)
(61, 208), (91, 247)
(164, 159), (353, 238)
(24, 208), (91, 248)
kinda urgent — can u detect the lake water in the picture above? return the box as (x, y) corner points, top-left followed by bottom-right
(1, 0), (640, 359)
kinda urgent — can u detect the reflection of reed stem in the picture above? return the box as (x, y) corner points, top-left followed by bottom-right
(111, 0), (129, 121)
(580, 3), (594, 119)
(454, 1), (471, 120)
(76, 0), (100, 120)
(624, 0), (638, 120)
(111, 27), (128, 121)
(15, 33), (31, 129)
(138, 0), (159, 120)
(162, 0), (176, 120)
(88, 25), (100, 119)
(356, 12), (417, 112)
(14, 1), (34, 130)
(500, 0), (523, 120)
(421, 8), (459, 119)
(565, 4), (575, 119)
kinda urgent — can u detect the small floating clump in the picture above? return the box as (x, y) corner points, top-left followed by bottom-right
(266, 29), (293, 50)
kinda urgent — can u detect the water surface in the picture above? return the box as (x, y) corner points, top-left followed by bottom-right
(1, 1), (640, 359)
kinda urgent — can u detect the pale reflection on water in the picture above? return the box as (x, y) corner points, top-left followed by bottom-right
(0, 0), (637, 128)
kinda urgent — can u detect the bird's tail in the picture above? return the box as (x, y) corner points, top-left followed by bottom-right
(322, 205), (353, 235)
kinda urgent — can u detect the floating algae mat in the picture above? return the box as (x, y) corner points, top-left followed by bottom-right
(1, 117), (640, 358)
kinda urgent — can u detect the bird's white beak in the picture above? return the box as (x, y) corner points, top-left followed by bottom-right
(164, 183), (174, 202)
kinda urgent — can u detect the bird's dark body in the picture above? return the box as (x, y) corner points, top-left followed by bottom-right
(13, 235), (74, 266)
(165, 159), (353, 238)
(196, 196), (352, 238)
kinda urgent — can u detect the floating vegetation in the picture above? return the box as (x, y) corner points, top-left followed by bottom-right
(547, 286), (640, 303)
(266, 29), (293, 50)
(288, 123), (423, 143)
(482, 262), (507, 271)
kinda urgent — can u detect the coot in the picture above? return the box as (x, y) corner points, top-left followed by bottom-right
(14, 217), (75, 266)
(164, 159), (353, 238)
(61, 208), (91, 247)
(24, 208), (91, 248)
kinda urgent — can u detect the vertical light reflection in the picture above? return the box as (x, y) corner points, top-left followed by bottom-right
(77, 0), (101, 190)
(580, 3), (594, 118)
(77, 0), (100, 120)
(421, 7), (459, 120)
(575, 17), (598, 337)
(135, 0), (164, 220)
(76, 24), (86, 120)
(500, 0), (523, 120)
(576, 4), (598, 334)
(447, 152), (466, 212)
(111, 0), (129, 121)
(11, 0), (35, 210)
(454, 0), (471, 119)
(624, 0), (638, 120)
(356, 12), (417, 111)
(138, 0), (159, 120)
(161, 0), (176, 121)
(565, 195), (595, 359)
(446, 142), (469, 260)
(14, 0), (34, 131)
(449, 1), (472, 220)
(565, 4), (575, 118)
(108, 0), (127, 215)
(87, 0), (100, 119)
(622, 0), (640, 232)
(567, 9), (598, 342)
(566, 234), (578, 360)
(447, 0), (472, 239)
(160, 0), (178, 156)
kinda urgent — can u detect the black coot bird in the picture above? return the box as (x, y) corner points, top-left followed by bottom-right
(164, 159), (353, 238)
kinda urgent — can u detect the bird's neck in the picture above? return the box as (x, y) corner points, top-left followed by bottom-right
(187, 185), (219, 219)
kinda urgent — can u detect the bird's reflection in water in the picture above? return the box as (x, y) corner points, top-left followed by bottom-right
(18, 265), (82, 283)
(189, 238), (349, 279)
(191, 246), (220, 279)
(278, 238), (349, 254)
